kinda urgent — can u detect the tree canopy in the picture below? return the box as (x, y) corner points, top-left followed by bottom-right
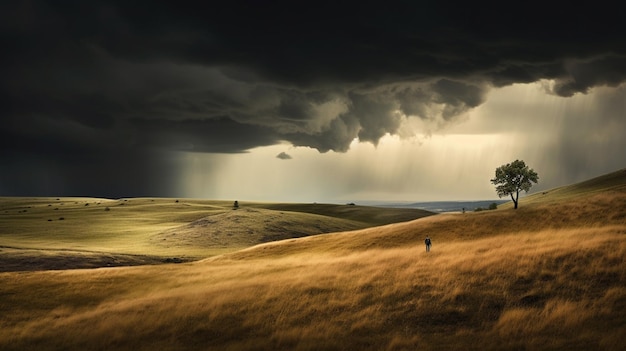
(491, 160), (539, 209)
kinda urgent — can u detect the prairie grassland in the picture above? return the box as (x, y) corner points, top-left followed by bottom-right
(1, 184), (625, 350)
(0, 197), (433, 268)
(0, 197), (228, 255)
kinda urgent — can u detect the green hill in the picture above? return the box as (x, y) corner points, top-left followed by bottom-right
(0, 197), (434, 271)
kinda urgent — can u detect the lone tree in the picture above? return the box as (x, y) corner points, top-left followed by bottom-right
(491, 160), (538, 209)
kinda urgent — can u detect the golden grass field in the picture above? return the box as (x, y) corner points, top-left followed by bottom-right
(0, 169), (625, 350)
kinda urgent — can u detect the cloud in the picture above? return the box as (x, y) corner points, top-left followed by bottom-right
(276, 152), (292, 160)
(1, 1), (625, 196)
(550, 56), (626, 97)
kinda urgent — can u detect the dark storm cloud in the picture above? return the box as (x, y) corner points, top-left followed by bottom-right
(130, 117), (281, 153)
(551, 56), (626, 97)
(430, 79), (488, 120)
(1, 0), (625, 196)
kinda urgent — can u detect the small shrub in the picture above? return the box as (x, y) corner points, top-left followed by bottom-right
(475, 203), (498, 212)
(105, 207), (110, 211)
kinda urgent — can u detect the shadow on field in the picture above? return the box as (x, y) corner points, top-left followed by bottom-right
(0, 247), (192, 272)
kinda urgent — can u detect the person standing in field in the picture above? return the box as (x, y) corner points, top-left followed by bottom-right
(425, 236), (432, 252)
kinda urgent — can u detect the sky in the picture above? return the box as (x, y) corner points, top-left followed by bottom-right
(1, 1), (625, 202)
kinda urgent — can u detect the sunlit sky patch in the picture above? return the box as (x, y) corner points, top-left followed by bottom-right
(174, 82), (625, 202)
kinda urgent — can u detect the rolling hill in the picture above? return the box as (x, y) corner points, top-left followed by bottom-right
(0, 168), (624, 350)
(0, 198), (433, 271)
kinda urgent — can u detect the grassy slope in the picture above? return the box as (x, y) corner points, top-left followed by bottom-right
(0, 169), (625, 350)
(0, 198), (433, 270)
(499, 168), (626, 209)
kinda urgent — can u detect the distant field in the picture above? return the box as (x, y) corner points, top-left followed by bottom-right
(0, 198), (433, 270)
(0, 168), (624, 350)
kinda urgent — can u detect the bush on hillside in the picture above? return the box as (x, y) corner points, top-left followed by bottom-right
(475, 203), (499, 212)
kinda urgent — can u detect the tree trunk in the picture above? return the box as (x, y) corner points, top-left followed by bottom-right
(511, 192), (518, 209)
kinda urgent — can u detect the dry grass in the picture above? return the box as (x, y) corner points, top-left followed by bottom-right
(0, 171), (624, 350)
(0, 226), (623, 350)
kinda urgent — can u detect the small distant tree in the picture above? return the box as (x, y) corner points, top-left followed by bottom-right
(233, 200), (239, 209)
(490, 160), (538, 209)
